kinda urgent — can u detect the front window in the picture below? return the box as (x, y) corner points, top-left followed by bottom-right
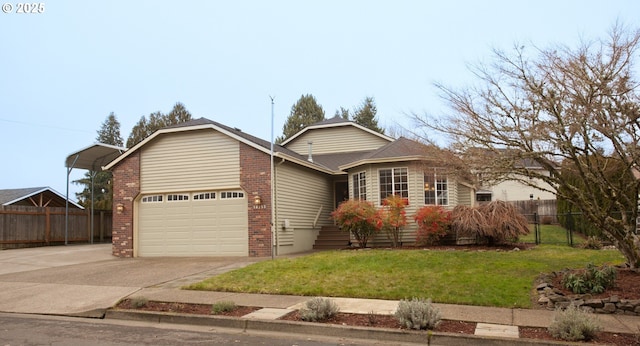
(379, 168), (408, 203)
(424, 171), (448, 205)
(352, 171), (367, 200)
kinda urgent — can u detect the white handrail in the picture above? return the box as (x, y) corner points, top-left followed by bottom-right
(312, 205), (323, 228)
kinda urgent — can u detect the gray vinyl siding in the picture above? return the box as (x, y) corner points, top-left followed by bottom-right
(274, 162), (333, 252)
(140, 129), (240, 193)
(285, 126), (390, 155)
(346, 162), (469, 246)
(457, 183), (474, 207)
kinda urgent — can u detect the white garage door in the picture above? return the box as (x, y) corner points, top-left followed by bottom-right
(137, 190), (248, 257)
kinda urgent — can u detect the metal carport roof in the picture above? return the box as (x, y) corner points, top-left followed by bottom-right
(65, 143), (127, 245)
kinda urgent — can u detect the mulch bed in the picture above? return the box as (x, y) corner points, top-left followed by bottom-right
(115, 299), (639, 344)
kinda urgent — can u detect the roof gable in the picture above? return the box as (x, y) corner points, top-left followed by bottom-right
(338, 137), (435, 170)
(0, 187), (83, 208)
(280, 116), (393, 147)
(103, 118), (336, 174)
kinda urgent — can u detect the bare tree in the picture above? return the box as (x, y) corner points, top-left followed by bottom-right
(414, 24), (640, 268)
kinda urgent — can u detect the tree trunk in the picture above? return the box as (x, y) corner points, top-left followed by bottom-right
(607, 225), (640, 269)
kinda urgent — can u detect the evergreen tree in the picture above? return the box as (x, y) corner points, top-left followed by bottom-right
(352, 96), (384, 134)
(126, 102), (192, 147)
(334, 107), (350, 119)
(276, 94), (325, 143)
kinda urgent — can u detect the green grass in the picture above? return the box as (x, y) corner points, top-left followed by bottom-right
(185, 245), (623, 308)
(521, 224), (585, 245)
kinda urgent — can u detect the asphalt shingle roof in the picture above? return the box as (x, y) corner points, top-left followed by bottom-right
(0, 187), (46, 205)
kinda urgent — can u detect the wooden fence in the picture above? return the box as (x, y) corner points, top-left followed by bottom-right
(507, 199), (558, 223)
(0, 205), (112, 249)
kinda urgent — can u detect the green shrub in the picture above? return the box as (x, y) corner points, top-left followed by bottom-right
(561, 263), (617, 294)
(300, 297), (340, 322)
(130, 297), (148, 308)
(211, 300), (236, 314)
(581, 236), (603, 250)
(548, 304), (602, 341)
(394, 297), (442, 330)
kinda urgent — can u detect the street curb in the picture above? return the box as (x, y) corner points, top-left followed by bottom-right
(105, 309), (571, 345)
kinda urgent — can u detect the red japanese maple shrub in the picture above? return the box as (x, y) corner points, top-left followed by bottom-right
(414, 206), (451, 246)
(377, 195), (408, 247)
(331, 199), (379, 248)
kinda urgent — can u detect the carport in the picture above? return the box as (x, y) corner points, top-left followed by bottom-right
(65, 143), (126, 244)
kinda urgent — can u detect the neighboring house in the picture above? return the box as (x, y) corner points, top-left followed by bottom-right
(0, 187), (83, 209)
(476, 158), (557, 203)
(104, 116), (476, 258)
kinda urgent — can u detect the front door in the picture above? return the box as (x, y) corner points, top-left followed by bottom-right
(334, 181), (349, 209)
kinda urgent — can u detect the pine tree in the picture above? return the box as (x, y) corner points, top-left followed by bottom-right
(352, 96), (384, 134)
(276, 94), (325, 143)
(126, 102), (192, 148)
(334, 107), (350, 119)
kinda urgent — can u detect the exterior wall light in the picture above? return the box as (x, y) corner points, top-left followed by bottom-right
(253, 195), (262, 206)
(116, 203), (124, 214)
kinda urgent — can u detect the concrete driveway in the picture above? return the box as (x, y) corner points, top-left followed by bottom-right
(0, 244), (264, 317)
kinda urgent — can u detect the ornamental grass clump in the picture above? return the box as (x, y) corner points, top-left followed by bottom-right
(300, 297), (340, 322)
(394, 297), (442, 330)
(331, 199), (379, 248)
(548, 304), (602, 341)
(450, 201), (529, 245)
(211, 300), (236, 314)
(130, 297), (148, 308)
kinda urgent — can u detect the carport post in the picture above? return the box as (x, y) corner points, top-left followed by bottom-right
(66, 154), (79, 245)
(90, 170), (96, 244)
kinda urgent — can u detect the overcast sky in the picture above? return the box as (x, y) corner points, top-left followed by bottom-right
(1, 0), (638, 201)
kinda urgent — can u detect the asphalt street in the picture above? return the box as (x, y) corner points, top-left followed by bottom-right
(0, 313), (421, 346)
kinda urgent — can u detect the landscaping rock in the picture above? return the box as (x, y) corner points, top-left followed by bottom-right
(603, 303), (617, 313)
(583, 299), (604, 309)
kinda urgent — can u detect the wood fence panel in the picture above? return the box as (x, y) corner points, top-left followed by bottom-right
(0, 205), (111, 249)
(507, 199), (558, 223)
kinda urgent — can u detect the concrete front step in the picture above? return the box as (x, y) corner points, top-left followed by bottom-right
(313, 226), (350, 250)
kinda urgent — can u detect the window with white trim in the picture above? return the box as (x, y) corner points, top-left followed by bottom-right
(424, 171), (448, 205)
(141, 195), (163, 203)
(352, 171), (367, 200)
(378, 168), (408, 203)
(167, 194), (189, 202)
(193, 192), (216, 200)
(220, 191), (245, 199)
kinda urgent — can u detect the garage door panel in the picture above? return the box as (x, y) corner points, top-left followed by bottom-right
(138, 191), (248, 257)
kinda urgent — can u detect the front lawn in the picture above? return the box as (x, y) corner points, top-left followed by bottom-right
(186, 245), (624, 308)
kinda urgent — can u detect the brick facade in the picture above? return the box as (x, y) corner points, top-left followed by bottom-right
(111, 151), (140, 257)
(240, 143), (273, 257)
(110, 140), (273, 258)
